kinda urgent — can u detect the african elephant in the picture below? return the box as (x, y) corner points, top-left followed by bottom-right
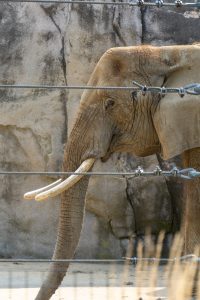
(24, 44), (200, 300)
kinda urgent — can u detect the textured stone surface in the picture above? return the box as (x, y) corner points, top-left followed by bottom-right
(142, 5), (200, 45)
(0, 1), (198, 258)
(0, 2), (141, 258)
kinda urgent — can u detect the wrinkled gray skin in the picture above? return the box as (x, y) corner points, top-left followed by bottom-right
(35, 45), (200, 300)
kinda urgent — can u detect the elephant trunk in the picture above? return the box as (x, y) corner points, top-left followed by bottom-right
(35, 141), (93, 300)
(34, 101), (110, 299)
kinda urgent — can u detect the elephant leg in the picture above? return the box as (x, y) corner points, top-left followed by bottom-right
(182, 148), (200, 254)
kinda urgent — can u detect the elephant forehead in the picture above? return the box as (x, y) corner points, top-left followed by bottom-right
(97, 48), (139, 79)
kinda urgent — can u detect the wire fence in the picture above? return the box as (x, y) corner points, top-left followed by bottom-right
(0, 0), (200, 8)
(0, 81), (200, 98)
(0, 260), (163, 300)
(0, 166), (200, 179)
(0, 254), (199, 263)
(0, 3), (200, 300)
(0, 258), (199, 300)
(0, 84), (134, 90)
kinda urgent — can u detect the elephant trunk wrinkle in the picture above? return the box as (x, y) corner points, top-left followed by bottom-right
(35, 106), (105, 299)
(35, 153), (91, 299)
(36, 178), (90, 300)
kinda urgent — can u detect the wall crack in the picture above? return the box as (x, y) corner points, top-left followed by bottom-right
(140, 6), (146, 44)
(112, 7), (127, 46)
(40, 5), (68, 143)
(41, 5), (67, 84)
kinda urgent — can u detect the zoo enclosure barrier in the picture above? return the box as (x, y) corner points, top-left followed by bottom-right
(0, 81), (200, 97)
(0, 0), (200, 299)
(0, 166), (200, 179)
(0, 257), (200, 300)
(0, 82), (200, 179)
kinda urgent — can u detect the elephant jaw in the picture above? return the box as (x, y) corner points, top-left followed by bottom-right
(24, 158), (95, 201)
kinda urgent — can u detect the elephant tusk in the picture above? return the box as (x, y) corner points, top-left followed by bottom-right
(35, 158), (95, 201)
(24, 179), (62, 200)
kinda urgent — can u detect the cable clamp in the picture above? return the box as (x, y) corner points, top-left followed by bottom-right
(153, 166), (163, 176)
(160, 86), (166, 97)
(136, 0), (145, 6)
(155, 0), (164, 7)
(178, 87), (185, 98)
(175, 0), (183, 7)
(170, 167), (179, 177)
(135, 166), (144, 177)
(142, 85), (148, 96)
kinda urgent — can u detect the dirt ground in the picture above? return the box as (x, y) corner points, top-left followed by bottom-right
(0, 262), (168, 300)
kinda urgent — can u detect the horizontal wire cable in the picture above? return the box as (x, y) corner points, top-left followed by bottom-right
(0, 171), (141, 176)
(0, 82), (200, 96)
(0, 0), (129, 4)
(0, 0), (199, 7)
(0, 171), (176, 177)
(0, 257), (199, 263)
(0, 170), (187, 176)
(0, 84), (134, 90)
(0, 259), (125, 263)
(0, 168), (199, 179)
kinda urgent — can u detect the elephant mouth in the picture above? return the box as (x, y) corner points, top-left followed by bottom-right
(100, 133), (119, 162)
(101, 151), (113, 162)
(24, 158), (95, 201)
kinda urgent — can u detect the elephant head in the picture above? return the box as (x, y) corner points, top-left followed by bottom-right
(24, 44), (200, 300)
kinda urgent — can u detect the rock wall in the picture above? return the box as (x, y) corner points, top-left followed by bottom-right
(0, 1), (199, 258)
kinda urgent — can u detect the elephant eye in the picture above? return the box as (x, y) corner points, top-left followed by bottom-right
(104, 98), (115, 110)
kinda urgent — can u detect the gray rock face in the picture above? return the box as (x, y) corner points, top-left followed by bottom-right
(0, 1), (198, 258)
(142, 5), (200, 45)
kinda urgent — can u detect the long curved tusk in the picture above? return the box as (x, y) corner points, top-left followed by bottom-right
(24, 179), (62, 200)
(35, 158), (95, 201)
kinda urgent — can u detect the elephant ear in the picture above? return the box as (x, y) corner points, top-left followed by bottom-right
(153, 45), (200, 160)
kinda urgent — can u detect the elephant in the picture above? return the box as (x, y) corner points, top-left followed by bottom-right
(24, 44), (200, 300)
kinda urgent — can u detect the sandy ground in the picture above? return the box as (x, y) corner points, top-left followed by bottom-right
(0, 262), (168, 300)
